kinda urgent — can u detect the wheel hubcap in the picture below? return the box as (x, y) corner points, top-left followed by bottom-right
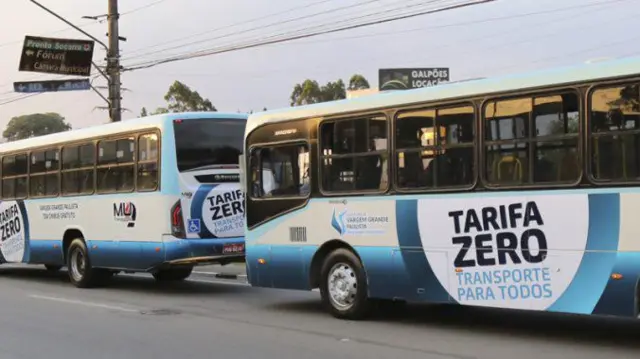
(327, 262), (358, 309)
(70, 248), (85, 282)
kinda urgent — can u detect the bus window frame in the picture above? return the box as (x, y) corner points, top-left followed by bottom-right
(1, 152), (29, 200)
(392, 101), (479, 194)
(29, 147), (61, 199)
(479, 87), (584, 190)
(95, 135), (137, 195)
(136, 131), (162, 193)
(60, 141), (97, 198)
(247, 139), (312, 202)
(317, 112), (391, 197)
(0, 126), (162, 200)
(586, 79), (640, 186)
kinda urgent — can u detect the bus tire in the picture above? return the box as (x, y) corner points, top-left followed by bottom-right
(67, 238), (103, 288)
(152, 267), (193, 282)
(319, 248), (371, 320)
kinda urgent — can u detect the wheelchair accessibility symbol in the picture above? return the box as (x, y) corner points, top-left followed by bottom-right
(187, 218), (201, 233)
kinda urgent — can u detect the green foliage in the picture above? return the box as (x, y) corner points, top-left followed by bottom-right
(3, 112), (71, 141)
(164, 80), (216, 112)
(290, 79), (347, 106)
(290, 74), (370, 106)
(348, 74), (370, 90)
(140, 80), (216, 116)
(150, 107), (169, 115)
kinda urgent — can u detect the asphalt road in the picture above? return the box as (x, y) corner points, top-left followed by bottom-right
(0, 266), (639, 359)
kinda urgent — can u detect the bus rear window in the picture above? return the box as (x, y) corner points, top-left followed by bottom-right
(173, 118), (246, 172)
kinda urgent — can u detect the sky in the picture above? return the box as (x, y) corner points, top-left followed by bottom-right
(0, 0), (638, 132)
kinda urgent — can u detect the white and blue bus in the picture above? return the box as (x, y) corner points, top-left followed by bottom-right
(242, 56), (640, 320)
(0, 111), (247, 288)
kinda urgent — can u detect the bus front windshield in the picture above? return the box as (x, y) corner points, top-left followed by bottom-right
(173, 118), (246, 172)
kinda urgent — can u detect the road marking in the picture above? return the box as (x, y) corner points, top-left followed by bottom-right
(187, 277), (250, 287)
(124, 272), (250, 287)
(28, 294), (139, 313)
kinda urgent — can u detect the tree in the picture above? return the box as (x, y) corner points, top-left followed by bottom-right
(348, 74), (370, 90)
(150, 107), (169, 115)
(164, 80), (216, 112)
(141, 80), (217, 115)
(290, 74), (369, 106)
(290, 79), (322, 106)
(322, 79), (346, 102)
(290, 79), (347, 106)
(3, 113), (71, 142)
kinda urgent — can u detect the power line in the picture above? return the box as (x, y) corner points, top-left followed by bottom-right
(496, 32), (640, 74)
(0, 21), (100, 50)
(0, 93), (43, 106)
(123, 0), (462, 68)
(155, 0), (631, 80)
(121, 0), (169, 15)
(121, 0), (389, 61)
(128, 0), (625, 65)
(123, 0), (449, 63)
(0, 73), (104, 107)
(121, 0), (339, 58)
(124, 0), (489, 71)
(0, 0), (165, 51)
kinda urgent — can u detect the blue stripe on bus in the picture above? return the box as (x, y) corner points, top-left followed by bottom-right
(28, 240), (63, 265)
(591, 252), (640, 317)
(547, 193), (620, 314)
(395, 199), (450, 302)
(24, 237), (245, 271)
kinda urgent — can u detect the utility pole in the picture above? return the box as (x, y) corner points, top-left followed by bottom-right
(29, 0), (125, 123)
(107, 0), (122, 122)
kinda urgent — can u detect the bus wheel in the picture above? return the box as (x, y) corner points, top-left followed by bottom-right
(319, 248), (371, 320)
(152, 267), (193, 282)
(67, 238), (103, 288)
(44, 264), (62, 272)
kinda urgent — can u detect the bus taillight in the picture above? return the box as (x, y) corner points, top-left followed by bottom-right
(170, 200), (186, 238)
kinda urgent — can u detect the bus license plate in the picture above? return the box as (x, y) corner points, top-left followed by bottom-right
(223, 243), (244, 254)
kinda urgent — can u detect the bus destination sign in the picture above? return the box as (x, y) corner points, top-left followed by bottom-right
(18, 35), (95, 77)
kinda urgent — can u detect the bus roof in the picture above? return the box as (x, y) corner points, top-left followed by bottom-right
(0, 111), (248, 153)
(245, 56), (640, 137)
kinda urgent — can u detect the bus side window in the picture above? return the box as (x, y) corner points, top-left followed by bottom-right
(395, 106), (475, 190)
(29, 149), (59, 197)
(590, 83), (640, 182)
(62, 143), (95, 195)
(250, 144), (310, 198)
(2, 154), (28, 199)
(320, 116), (388, 193)
(137, 133), (159, 191)
(97, 137), (135, 193)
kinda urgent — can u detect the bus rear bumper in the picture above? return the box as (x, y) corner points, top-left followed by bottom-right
(152, 235), (245, 270)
